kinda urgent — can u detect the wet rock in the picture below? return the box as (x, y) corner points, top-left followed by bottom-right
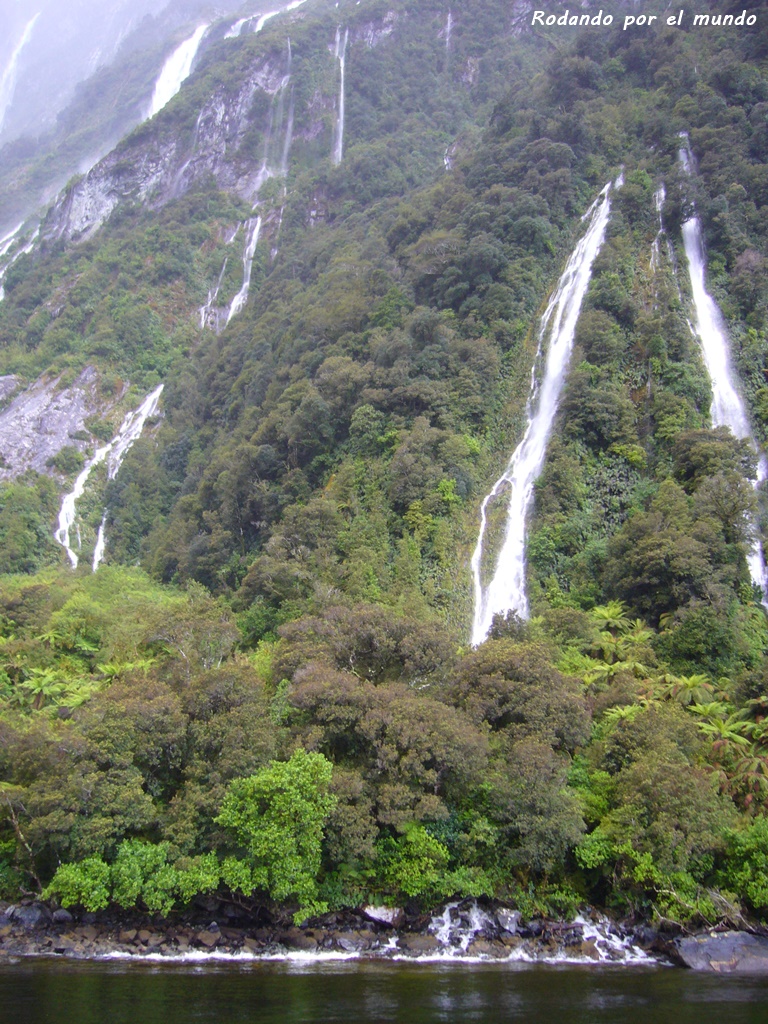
(0, 924), (12, 940)
(280, 928), (317, 951)
(676, 931), (768, 973)
(633, 924), (659, 948)
(243, 936), (263, 953)
(363, 905), (404, 928)
(52, 909), (74, 924)
(577, 939), (601, 961)
(10, 905), (47, 929)
(397, 934), (439, 953)
(76, 925), (98, 943)
(196, 930), (221, 948)
(336, 931), (369, 953)
(496, 909), (521, 934)
(137, 929), (153, 945)
(467, 938), (506, 958)
(118, 929), (137, 943)
(522, 920), (543, 938)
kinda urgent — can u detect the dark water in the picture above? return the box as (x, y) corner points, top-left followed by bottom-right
(2, 958), (768, 1024)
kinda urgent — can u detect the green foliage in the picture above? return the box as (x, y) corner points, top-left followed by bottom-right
(718, 819), (768, 917)
(216, 749), (337, 921)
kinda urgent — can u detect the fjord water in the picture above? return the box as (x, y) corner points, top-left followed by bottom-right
(471, 181), (614, 645)
(3, 960), (768, 1024)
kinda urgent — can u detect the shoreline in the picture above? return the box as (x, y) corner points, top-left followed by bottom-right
(0, 898), (667, 967)
(5, 898), (768, 972)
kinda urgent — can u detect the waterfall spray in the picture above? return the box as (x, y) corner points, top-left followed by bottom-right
(471, 180), (615, 645)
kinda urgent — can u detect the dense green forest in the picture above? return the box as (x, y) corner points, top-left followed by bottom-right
(2, 0), (768, 928)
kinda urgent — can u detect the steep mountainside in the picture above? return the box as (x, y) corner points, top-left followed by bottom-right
(2, 0), (768, 929)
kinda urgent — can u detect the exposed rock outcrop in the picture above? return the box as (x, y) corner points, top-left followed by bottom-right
(675, 931), (768, 973)
(0, 367), (118, 481)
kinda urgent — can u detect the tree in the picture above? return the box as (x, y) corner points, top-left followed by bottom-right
(216, 749), (337, 921)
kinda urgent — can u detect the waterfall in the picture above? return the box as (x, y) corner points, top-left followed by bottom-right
(0, 12), (40, 134)
(445, 11), (453, 50)
(226, 217), (262, 324)
(55, 385), (164, 569)
(148, 24), (208, 119)
(226, 1), (309, 39)
(332, 28), (349, 167)
(471, 180), (615, 645)
(649, 185), (665, 275)
(281, 84), (295, 174)
(0, 222), (23, 259)
(678, 137), (768, 598)
(199, 257), (228, 329)
(0, 225), (39, 303)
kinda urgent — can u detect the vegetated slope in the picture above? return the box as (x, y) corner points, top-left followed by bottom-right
(3, 0), (768, 928)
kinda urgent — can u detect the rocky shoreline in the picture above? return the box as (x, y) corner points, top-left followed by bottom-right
(0, 898), (654, 964)
(2, 898), (768, 972)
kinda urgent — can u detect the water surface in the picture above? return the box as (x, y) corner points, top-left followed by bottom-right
(3, 959), (768, 1024)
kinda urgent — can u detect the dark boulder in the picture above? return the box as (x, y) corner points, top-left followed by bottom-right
(676, 931), (768, 973)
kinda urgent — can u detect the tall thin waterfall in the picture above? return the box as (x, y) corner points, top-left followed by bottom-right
(650, 185), (665, 276)
(332, 28), (349, 166)
(56, 385), (164, 569)
(226, 216), (262, 324)
(199, 257), (228, 329)
(149, 24), (208, 119)
(0, 12), (40, 134)
(678, 138), (768, 597)
(471, 180), (615, 645)
(445, 11), (453, 49)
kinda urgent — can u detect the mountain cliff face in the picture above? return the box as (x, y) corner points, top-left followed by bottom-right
(2, 0), (768, 931)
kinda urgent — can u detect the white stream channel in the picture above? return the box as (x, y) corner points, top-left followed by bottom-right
(226, 216), (262, 324)
(332, 27), (349, 166)
(55, 385), (164, 569)
(678, 138), (768, 598)
(471, 179), (616, 646)
(148, 24), (208, 119)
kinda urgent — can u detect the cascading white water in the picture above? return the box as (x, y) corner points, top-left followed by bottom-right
(471, 181), (615, 646)
(55, 385), (164, 569)
(148, 24), (208, 119)
(226, 217), (262, 323)
(445, 11), (453, 49)
(0, 13), (41, 134)
(332, 27), (349, 167)
(0, 222), (23, 259)
(649, 184), (665, 276)
(0, 225), (39, 303)
(678, 138), (768, 597)
(226, 1), (309, 39)
(199, 257), (228, 329)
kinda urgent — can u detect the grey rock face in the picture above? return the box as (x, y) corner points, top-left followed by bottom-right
(496, 908), (521, 934)
(0, 366), (111, 480)
(44, 13), (407, 242)
(676, 931), (768, 973)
